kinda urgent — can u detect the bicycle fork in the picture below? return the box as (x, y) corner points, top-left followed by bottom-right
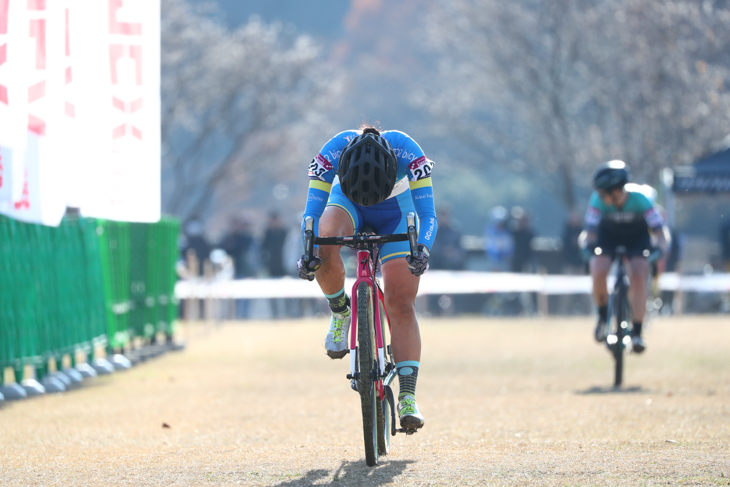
(348, 250), (388, 392)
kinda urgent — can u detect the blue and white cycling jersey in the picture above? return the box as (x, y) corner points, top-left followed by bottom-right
(302, 130), (438, 262)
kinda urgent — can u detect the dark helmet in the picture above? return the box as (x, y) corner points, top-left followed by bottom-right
(337, 133), (398, 207)
(593, 160), (631, 191)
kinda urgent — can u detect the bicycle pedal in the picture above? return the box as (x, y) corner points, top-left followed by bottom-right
(396, 427), (418, 436)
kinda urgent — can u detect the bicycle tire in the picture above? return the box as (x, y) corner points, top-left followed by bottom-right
(357, 281), (381, 467)
(613, 281), (627, 388)
(377, 299), (390, 456)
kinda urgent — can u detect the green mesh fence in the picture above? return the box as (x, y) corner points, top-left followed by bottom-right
(95, 217), (181, 352)
(0, 215), (180, 383)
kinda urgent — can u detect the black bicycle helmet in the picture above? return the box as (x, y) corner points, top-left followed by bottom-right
(592, 160), (631, 191)
(338, 133), (398, 207)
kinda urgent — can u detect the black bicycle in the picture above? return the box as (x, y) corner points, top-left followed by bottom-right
(303, 213), (420, 467)
(596, 245), (633, 387)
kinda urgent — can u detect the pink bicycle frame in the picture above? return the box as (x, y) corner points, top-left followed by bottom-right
(348, 248), (390, 400)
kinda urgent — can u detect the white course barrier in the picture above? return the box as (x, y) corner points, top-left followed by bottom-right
(174, 271), (730, 299)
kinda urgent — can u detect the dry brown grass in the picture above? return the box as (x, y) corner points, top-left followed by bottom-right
(0, 315), (729, 486)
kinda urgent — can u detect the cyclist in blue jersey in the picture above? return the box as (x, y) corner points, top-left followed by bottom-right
(582, 160), (667, 353)
(296, 125), (437, 430)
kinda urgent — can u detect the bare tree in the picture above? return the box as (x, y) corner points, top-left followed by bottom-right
(161, 0), (343, 222)
(581, 0), (730, 181)
(420, 0), (730, 209)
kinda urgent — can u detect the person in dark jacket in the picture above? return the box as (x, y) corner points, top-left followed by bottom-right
(261, 211), (289, 318)
(220, 215), (257, 318)
(261, 211), (288, 278)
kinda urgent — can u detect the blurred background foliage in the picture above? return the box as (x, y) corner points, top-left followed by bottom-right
(161, 0), (730, 240)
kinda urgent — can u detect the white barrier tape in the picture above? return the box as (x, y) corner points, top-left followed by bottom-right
(174, 271), (730, 299)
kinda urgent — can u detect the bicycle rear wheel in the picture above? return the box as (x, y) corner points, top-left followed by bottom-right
(357, 281), (382, 467)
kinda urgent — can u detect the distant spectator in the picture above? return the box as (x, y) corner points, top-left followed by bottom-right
(429, 206), (465, 316)
(261, 211), (289, 319)
(283, 220), (320, 317)
(660, 224), (682, 314)
(429, 206), (465, 271)
(284, 221), (305, 278)
(561, 210), (584, 274)
(220, 215), (258, 279)
(219, 215), (258, 319)
(177, 217), (210, 320)
(484, 206), (514, 272)
(260, 211), (288, 278)
(721, 220), (730, 313)
(179, 217), (210, 276)
(509, 206), (535, 273)
(721, 219), (730, 272)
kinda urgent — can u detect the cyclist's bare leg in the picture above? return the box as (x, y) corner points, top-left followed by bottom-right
(382, 257), (424, 428)
(381, 258), (421, 363)
(315, 206), (353, 295)
(627, 256), (649, 324)
(590, 255), (612, 307)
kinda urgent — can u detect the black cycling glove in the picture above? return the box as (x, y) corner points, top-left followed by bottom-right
(296, 255), (322, 281)
(406, 245), (430, 276)
(646, 247), (663, 263)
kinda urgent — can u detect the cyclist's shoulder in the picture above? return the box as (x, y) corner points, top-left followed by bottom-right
(315, 130), (359, 166)
(624, 183), (657, 210)
(320, 130), (358, 151)
(587, 191), (604, 209)
(383, 130), (421, 149)
(382, 129), (410, 139)
(382, 130), (427, 171)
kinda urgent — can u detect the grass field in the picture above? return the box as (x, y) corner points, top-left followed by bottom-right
(1, 315), (729, 486)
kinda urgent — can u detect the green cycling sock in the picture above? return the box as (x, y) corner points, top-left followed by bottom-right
(325, 288), (350, 314)
(396, 360), (420, 400)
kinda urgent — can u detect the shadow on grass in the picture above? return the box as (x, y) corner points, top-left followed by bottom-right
(272, 459), (415, 486)
(576, 385), (648, 395)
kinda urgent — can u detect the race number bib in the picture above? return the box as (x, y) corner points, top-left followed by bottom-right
(308, 154), (333, 181)
(408, 157), (433, 181)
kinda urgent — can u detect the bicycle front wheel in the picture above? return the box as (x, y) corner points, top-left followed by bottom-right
(613, 283), (627, 388)
(357, 281), (381, 467)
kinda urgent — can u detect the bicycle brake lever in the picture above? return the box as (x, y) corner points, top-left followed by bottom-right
(406, 212), (418, 258)
(304, 216), (314, 260)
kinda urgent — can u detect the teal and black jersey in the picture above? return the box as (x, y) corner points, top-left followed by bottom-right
(584, 188), (663, 238)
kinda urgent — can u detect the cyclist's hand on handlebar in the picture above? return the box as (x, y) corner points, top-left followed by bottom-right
(406, 245), (430, 276)
(647, 247), (663, 263)
(581, 244), (597, 263)
(297, 254), (322, 281)
(647, 247), (665, 276)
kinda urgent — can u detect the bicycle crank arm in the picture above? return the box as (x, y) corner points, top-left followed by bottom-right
(384, 385), (398, 436)
(384, 384), (421, 436)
